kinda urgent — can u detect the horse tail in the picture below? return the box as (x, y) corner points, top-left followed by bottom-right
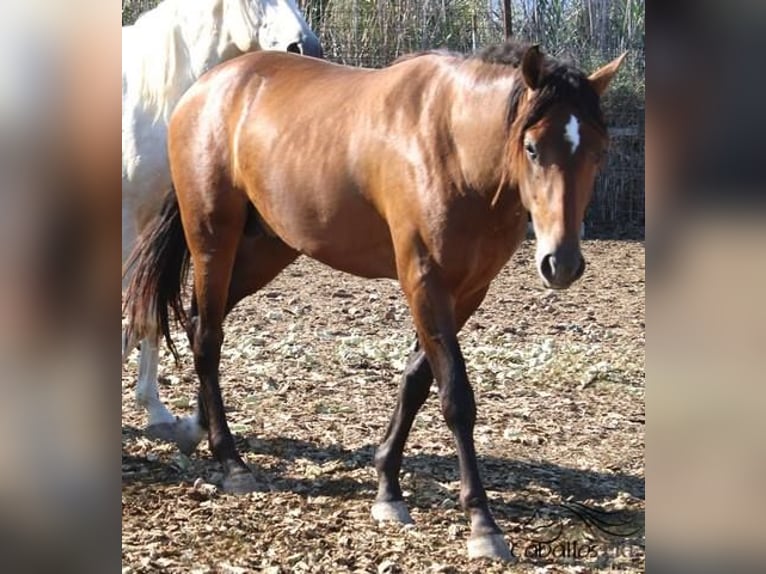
(123, 187), (190, 363)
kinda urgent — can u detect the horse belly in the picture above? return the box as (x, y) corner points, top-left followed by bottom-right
(255, 184), (397, 279)
(308, 225), (398, 280)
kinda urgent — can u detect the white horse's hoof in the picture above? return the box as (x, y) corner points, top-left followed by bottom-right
(466, 534), (514, 561)
(175, 416), (205, 456)
(371, 501), (414, 525)
(145, 422), (177, 443)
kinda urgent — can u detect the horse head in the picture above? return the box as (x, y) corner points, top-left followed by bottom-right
(510, 46), (625, 289)
(224, 0), (322, 58)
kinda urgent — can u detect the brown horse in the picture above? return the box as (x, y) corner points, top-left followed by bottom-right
(125, 41), (625, 560)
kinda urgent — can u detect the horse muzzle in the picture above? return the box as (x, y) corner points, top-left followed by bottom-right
(538, 249), (586, 290)
(287, 34), (323, 59)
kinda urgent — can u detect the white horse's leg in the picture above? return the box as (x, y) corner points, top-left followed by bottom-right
(137, 308), (205, 453)
(129, 330), (205, 453)
(124, 318), (204, 452)
(136, 333), (177, 441)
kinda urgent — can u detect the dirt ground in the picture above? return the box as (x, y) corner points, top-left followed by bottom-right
(122, 239), (645, 573)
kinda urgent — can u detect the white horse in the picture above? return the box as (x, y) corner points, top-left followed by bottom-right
(122, 0), (321, 453)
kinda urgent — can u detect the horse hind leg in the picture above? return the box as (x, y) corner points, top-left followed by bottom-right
(181, 183), (302, 493)
(172, 233), (299, 457)
(184, 203), (254, 492)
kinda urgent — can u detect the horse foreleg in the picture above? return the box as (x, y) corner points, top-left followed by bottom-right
(429, 322), (510, 561)
(372, 338), (432, 524)
(397, 241), (510, 561)
(448, 288), (511, 561)
(122, 323), (171, 430)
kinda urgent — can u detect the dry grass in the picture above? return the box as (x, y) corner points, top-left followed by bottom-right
(122, 239), (644, 573)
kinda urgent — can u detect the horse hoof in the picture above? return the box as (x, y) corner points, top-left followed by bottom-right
(371, 501), (414, 525)
(466, 534), (514, 562)
(145, 422), (177, 443)
(222, 471), (259, 494)
(174, 417), (205, 456)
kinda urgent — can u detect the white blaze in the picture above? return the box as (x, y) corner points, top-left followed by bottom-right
(564, 114), (580, 154)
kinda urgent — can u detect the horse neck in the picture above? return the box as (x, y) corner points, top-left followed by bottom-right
(131, 0), (246, 121)
(176, 0), (244, 82)
(445, 62), (519, 201)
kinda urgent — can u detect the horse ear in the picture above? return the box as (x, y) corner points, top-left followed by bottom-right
(588, 51), (628, 96)
(521, 45), (544, 90)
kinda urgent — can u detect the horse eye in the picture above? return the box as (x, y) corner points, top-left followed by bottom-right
(524, 141), (538, 161)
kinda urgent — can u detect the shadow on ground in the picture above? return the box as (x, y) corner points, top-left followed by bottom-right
(122, 428), (644, 509)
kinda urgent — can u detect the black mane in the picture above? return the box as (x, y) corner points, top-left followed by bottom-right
(476, 40), (539, 68)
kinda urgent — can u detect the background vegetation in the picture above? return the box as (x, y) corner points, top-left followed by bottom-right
(123, 0), (644, 237)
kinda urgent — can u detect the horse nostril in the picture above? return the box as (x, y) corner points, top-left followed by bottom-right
(540, 253), (557, 284)
(287, 42), (301, 54)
